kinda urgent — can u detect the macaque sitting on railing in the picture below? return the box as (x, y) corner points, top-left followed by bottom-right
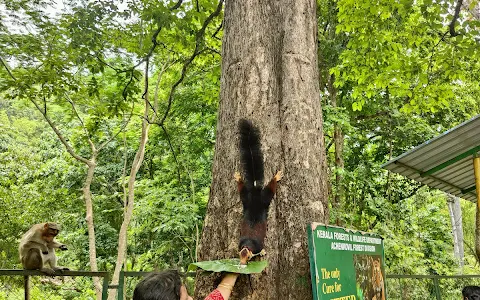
(19, 222), (69, 275)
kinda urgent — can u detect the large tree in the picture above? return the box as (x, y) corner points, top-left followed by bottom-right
(194, 1), (329, 299)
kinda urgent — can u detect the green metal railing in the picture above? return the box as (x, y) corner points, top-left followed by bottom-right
(0, 269), (195, 300)
(3, 270), (480, 299)
(117, 271), (151, 300)
(386, 274), (480, 300)
(0, 269), (110, 300)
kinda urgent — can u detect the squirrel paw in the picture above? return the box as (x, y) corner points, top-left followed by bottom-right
(274, 170), (283, 182)
(234, 171), (242, 182)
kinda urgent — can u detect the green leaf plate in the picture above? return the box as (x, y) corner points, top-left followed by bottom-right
(189, 259), (268, 274)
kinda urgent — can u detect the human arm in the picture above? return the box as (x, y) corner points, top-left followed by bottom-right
(216, 273), (239, 300)
(204, 273), (239, 300)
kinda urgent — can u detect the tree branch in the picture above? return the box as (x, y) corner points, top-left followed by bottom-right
(0, 56), (16, 81)
(30, 98), (91, 165)
(449, 0), (464, 37)
(64, 93), (90, 139)
(160, 124), (181, 182)
(212, 19), (223, 40)
(427, 31), (449, 78)
(98, 98), (136, 152)
(463, 239), (480, 265)
(170, 0), (184, 10)
(4, 56), (97, 166)
(157, 0), (224, 126)
(150, 59), (174, 115)
(326, 138), (334, 152)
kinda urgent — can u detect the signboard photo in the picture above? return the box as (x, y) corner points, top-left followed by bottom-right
(307, 223), (386, 300)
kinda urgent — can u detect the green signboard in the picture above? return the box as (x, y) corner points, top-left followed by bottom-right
(307, 223), (386, 300)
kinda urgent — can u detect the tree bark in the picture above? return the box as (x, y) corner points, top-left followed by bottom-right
(327, 74), (344, 226)
(462, 0), (480, 20)
(106, 60), (165, 300)
(83, 158), (103, 299)
(447, 194), (464, 270)
(194, 1), (329, 299)
(107, 103), (150, 300)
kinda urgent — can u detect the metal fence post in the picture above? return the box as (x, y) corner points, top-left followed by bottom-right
(118, 270), (125, 300)
(102, 273), (109, 300)
(24, 275), (30, 300)
(433, 277), (441, 300)
(399, 278), (403, 300)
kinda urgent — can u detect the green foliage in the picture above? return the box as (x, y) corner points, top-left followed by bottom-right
(331, 0), (480, 113)
(322, 101), (479, 275)
(319, 0), (480, 280)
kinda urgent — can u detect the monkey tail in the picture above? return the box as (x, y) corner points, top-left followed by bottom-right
(238, 119), (264, 187)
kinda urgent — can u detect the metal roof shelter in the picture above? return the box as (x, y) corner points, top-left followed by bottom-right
(382, 114), (480, 203)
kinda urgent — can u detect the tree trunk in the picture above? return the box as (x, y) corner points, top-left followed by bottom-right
(327, 74), (344, 226)
(447, 194), (464, 270)
(107, 61), (162, 300)
(107, 108), (150, 300)
(83, 158), (103, 299)
(194, 1), (329, 299)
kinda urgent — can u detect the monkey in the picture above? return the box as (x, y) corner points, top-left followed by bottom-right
(234, 119), (282, 262)
(19, 222), (69, 275)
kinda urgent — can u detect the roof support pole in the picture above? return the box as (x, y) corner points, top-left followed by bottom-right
(474, 157), (480, 261)
(475, 157), (480, 206)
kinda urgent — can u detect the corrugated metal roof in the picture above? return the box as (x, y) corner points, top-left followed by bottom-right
(382, 114), (480, 202)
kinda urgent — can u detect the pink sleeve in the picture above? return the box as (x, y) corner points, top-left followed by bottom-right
(204, 289), (224, 300)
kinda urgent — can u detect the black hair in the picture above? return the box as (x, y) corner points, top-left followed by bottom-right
(463, 286), (480, 300)
(133, 270), (182, 300)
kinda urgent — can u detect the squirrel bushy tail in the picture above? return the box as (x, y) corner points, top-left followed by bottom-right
(236, 119), (282, 258)
(238, 119), (264, 187)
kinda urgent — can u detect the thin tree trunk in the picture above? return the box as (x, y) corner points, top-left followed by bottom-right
(107, 105), (150, 300)
(83, 159), (103, 299)
(328, 74), (344, 225)
(107, 62), (155, 300)
(195, 0), (328, 299)
(447, 194), (464, 270)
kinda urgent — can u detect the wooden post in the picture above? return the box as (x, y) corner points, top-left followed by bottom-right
(24, 275), (30, 300)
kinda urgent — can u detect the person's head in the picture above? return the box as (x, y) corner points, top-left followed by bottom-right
(462, 285), (480, 300)
(133, 270), (193, 300)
